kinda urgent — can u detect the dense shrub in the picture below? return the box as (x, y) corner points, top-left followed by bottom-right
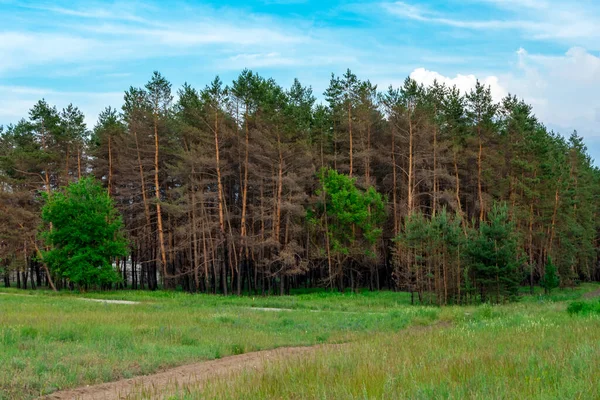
(566, 301), (600, 315)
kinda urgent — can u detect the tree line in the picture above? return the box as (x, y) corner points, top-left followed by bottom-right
(1, 69), (598, 304)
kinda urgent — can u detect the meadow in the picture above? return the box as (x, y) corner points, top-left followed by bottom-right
(1, 285), (599, 399)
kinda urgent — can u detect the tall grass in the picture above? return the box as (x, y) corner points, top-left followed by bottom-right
(1, 284), (597, 399)
(0, 289), (433, 399)
(158, 302), (600, 399)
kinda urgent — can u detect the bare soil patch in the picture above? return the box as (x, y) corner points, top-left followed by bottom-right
(41, 344), (344, 400)
(41, 321), (452, 400)
(583, 288), (600, 299)
(77, 298), (140, 305)
(247, 307), (385, 314)
(0, 292), (139, 305)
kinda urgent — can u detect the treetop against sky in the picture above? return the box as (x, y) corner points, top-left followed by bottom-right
(1, 0), (600, 162)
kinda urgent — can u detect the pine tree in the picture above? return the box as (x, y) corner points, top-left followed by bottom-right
(540, 256), (559, 294)
(468, 203), (523, 303)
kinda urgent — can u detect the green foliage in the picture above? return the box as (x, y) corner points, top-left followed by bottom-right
(567, 300), (600, 316)
(310, 168), (386, 258)
(540, 257), (560, 294)
(40, 177), (128, 288)
(394, 208), (464, 304)
(467, 203), (523, 303)
(0, 288), (430, 399)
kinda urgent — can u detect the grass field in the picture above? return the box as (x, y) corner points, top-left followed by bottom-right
(1, 285), (599, 399)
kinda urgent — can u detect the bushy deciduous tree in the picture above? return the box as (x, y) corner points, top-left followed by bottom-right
(40, 177), (128, 288)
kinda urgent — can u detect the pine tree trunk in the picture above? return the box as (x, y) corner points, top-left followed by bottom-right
(190, 183), (200, 291)
(529, 200), (535, 294)
(432, 122), (438, 217)
(348, 102), (353, 177)
(477, 126), (484, 222)
(33, 241), (57, 291)
(64, 145), (70, 186)
(392, 129), (399, 237)
(153, 116), (168, 287)
(407, 117), (414, 215)
(213, 106), (227, 287)
(275, 131), (284, 242)
(107, 136), (112, 195)
(239, 111), (250, 293)
(454, 151), (467, 236)
(548, 183), (560, 256)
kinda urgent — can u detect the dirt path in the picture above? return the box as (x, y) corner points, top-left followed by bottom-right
(583, 288), (600, 299)
(248, 307), (386, 314)
(41, 321), (451, 400)
(42, 344), (344, 400)
(0, 292), (140, 305)
(77, 298), (140, 305)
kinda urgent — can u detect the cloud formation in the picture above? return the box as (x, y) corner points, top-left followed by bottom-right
(409, 47), (600, 142)
(410, 67), (507, 102)
(2, 0), (600, 160)
(383, 0), (600, 49)
(0, 86), (122, 130)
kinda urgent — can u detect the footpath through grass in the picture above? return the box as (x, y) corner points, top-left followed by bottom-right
(0, 287), (434, 399)
(190, 303), (600, 400)
(1, 284), (598, 399)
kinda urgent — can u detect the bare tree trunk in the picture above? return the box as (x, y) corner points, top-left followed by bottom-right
(190, 178), (200, 291)
(323, 183), (333, 289)
(239, 110), (250, 293)
(529, 200), (535, 294)
(477, 126), (484, 222)
(132, 128), (151, 229)
(33, 241), (57, 291)
(407, 117), (414, 215)
(274, 131), (284, 242)
(392, 129), (399, 237)
(40, 164), (57, 291)
(548, 183), (560, 256)
(365, 122), (371, 187)
(153, 116), (168, 287)
(77, 146), (82, 179)
(432, 122), (438, 217)
(107, 136), (112, 195)
(454, 151), (467, 236)
(348, 102), (353, 177)
(64, 145), (70, 186)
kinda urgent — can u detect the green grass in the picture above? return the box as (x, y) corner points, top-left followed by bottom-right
(567, 299), (600, 315)
(0, 287), (432, 399)
(188, 309), (600, 399)
(0, 283), (598, 399)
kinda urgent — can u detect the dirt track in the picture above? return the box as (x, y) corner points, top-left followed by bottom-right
(41, 344), (344, 400)
(40, 321), (452, 400)
(583, 288), (600, 299)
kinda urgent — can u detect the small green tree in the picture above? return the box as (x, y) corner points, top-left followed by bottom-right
(40, 177), (128, 288)
(540, 256), (560, 294)
(308, 168), (386, 289)
(468, 203), (523, 303)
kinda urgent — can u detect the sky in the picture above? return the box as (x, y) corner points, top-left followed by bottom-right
(2, 0), (600, 162)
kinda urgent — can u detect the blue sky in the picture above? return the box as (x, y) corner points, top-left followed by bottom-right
(2, 0), (600, 161)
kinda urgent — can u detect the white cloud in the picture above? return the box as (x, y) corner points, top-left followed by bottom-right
(26, 5), (148, 23)
(0, 86), (123, 129)
(228, 53), (298, 68)
(0, 3), (310, 76)
(383, 1), (600, 48)
(408, 47), (600, 140)
(410, 67), (508, 102)
(383, 2), (534, 30)
(504, 47), (600, 135)
(0, 32), (98, 73)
